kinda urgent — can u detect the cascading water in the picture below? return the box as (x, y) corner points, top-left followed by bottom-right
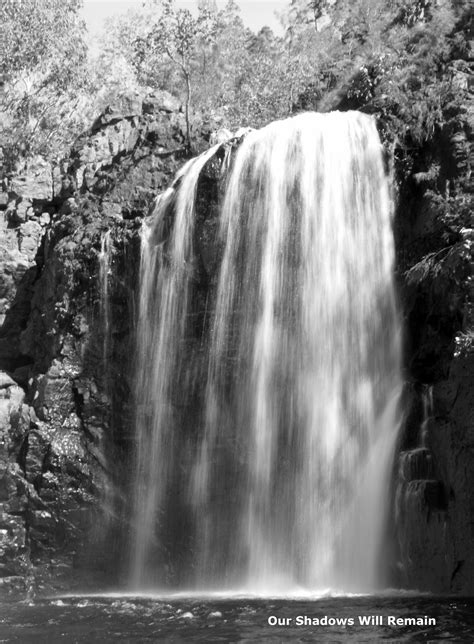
(130, 111), (402, 594)
(130, 144), (222, 588)
(99, 230), (112, 363)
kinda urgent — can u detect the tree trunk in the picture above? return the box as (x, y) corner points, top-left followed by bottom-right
(184, 71), (192, 152)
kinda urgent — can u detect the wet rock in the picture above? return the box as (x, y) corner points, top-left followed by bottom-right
(399, 448), (435, 482)
(394, 68), (474, 593)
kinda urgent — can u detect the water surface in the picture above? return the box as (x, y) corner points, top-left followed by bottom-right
(1, 593), (473, 642)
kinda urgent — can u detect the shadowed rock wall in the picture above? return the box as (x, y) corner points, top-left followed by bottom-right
(393, 72), (473, 592)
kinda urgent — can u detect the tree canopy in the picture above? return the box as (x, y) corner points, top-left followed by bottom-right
(1, 0), (88, 164)
(0, 0), (470, 165)
(1, 0), (86, 79)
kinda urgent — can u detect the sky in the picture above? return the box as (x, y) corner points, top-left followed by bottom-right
(82, 0), (287, 38)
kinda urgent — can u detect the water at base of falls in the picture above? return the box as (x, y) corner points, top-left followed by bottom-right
(129, 112), (402, 594)
(5, 595), (474, 643)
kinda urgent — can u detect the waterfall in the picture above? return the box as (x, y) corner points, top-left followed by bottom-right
(130, 112), (402, 593)
(420, 385), (433, 447)
(130, 144), (222, 588)
(99, 230), (112, 363)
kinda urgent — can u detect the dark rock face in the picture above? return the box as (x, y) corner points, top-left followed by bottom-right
(0, 91), (214, 597)
(393, 78), (473, 592)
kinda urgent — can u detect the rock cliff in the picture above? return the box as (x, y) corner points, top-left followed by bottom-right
(392, 78), (473, 592)
(0, 90), (214, 596)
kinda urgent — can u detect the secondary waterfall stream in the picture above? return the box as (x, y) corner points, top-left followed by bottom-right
(129, 111), (402, 593)
(99, 230), (112, 364)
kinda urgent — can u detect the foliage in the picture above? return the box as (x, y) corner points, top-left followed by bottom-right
(294, 0), (466, 144)
(0, 0), (470, 172)
(1, 0), (85, 79)
(130, 0), (219, 148)
(375, 1), (458, 144)
(0, 0), (88, 166)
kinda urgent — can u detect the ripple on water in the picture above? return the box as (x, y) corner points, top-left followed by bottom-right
(1, 594), (473, 643)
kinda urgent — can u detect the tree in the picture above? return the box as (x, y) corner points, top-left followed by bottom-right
(0, 0), (88, 164)
(134, 0), (218, 149)
(286, 0), (336, 30)
(1, 0), (86, 79)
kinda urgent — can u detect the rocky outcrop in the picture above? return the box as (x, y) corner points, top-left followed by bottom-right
(0, 372), (34, 595)
(0, 90), (214, 596)
(0, 155), (53, 375)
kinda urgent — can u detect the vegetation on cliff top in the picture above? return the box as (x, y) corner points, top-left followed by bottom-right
(0, 0), (471, 166)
